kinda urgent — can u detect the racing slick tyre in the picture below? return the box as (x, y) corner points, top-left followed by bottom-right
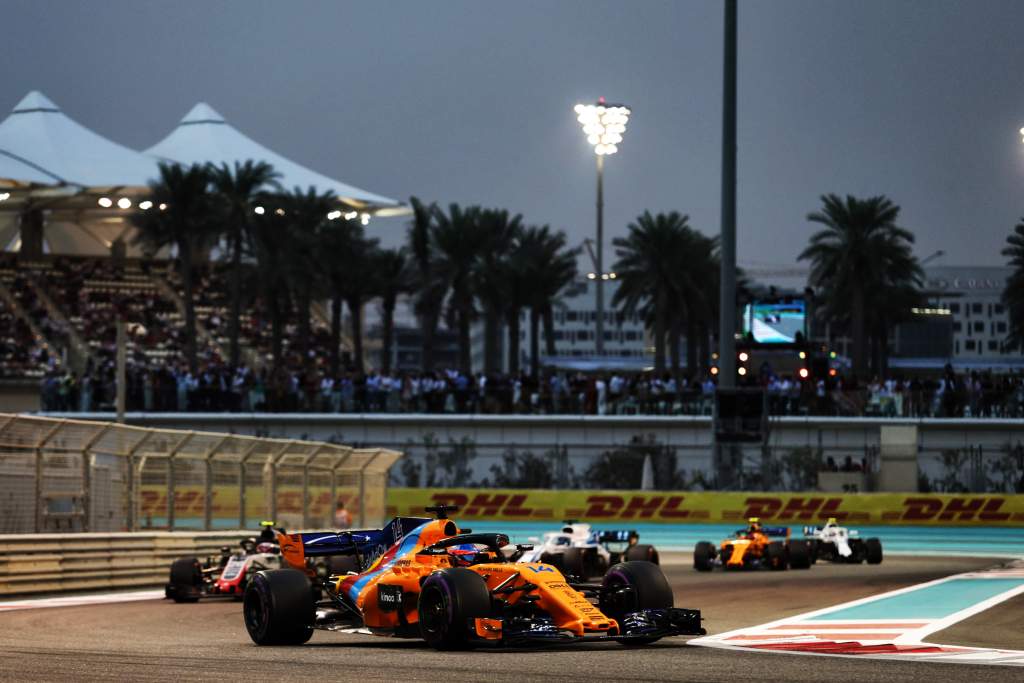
(244, 569), (314, 645)
(788, 540), (811, 569)
(561, 547), (587, 579)
(693, 542), (716, 572)
(418, 568), (492, 650)
(169, 557), (202, 603)
(765, 542), (788, 570)
(600, 561), (674, 645)
(539, 552), (563, 571)
(808, 540), (819, 565)
(625, 544), (660, 565)
(865, 538), (883, 565)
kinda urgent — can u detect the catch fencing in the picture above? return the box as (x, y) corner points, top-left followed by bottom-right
(0, 413), (401, 534)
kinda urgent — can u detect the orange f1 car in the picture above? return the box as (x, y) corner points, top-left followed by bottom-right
(693, 518), (811, 571)
(243, 506), (704, 649)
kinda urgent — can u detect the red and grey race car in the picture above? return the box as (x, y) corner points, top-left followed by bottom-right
(165, 522), (285, 602)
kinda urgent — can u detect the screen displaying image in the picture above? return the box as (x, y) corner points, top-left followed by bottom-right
(743, 300), (806, 344)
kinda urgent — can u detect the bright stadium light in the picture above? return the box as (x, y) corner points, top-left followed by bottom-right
(0, 192), (10, 202)
(360, 213), (370, 226)
(1020, 126), (1024, 144)
(158, 203), (168, 211)
(574, 97), (631, 356)
(97, 197), (113, 208)
(327, 210), (342, 221)
(138, 200), (153, 210)
(574, 98), (631, 156)
(344, 211), (358, 220)
(117, 197), (132, 209)
(253, 205), (265, 215)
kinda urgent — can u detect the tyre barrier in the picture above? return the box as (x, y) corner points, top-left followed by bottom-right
(0, 530), (255, 596)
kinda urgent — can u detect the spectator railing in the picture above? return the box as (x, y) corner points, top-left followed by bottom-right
(0, 413), (402, 534)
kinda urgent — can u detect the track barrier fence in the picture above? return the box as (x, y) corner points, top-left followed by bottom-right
(0, 413), (403, 534)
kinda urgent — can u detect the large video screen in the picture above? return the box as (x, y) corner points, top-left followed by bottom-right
(743, 300), (806, 344)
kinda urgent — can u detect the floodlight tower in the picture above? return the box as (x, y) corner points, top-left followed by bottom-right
(574, 98), (631, 356)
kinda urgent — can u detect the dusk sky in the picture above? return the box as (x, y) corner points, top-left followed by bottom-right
(3, 0), (1024, 274)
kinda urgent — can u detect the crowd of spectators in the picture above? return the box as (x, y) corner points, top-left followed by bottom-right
(38, 360), (1024, 419)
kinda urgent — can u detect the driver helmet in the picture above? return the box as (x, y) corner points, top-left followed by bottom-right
(747, 517), (762, 535)
(256, 541), (277, 554)
(258, 521), (277, 542)
(447, 543), (484, 567)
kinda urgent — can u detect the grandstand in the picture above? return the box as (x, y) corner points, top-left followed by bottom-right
(0, 90), (404, 409)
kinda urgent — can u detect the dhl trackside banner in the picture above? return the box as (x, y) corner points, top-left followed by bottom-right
(386, 488), (1024, 526)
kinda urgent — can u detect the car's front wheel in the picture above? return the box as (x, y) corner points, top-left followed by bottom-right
(600, 561), (674, 645)
(693, 542), (716, 572)
(243, 570), (314, 645)
(418, 568), (491, 650)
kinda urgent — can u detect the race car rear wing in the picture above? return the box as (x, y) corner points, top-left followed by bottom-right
(592, 530), (639, 544)
(279, 516), (430, 569)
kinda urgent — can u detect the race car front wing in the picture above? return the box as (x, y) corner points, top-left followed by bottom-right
(501, 607), (705, 645)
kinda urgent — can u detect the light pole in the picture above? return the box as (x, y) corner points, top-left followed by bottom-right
(575, 98), (631, 356)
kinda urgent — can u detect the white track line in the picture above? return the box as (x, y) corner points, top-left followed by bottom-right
(0, 589), (165, 612)
(691, 561), (1024, 667)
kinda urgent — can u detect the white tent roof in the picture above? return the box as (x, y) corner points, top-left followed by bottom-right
(0, 91), (159, 189)
(145, 103), (403, 211)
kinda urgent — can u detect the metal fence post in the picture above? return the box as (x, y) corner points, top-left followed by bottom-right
(33, 421), (67, 533)
(357, 450), (382, 529)
(266, 442), (292, 524)
(166, 432), (195, 530)
(330, 448), (353, 529)
(79, 424), (111, 532)
(124, 430), (154, 532)
(203, 435), (231, 531)
(238, 440), (262, 529)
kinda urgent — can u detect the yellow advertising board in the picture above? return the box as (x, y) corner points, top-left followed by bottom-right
(386, 488), (1024, 526)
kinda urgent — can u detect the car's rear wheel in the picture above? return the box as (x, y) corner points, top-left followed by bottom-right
(600, 561), (674, 645)
(788, 540), (811, 569)
(169, 557), (202, 603)
(243, 570), (314, 645)
(418, 568), (491, 650)
(625, 544), (659, 564)
(561, 547), (587, 579)
(765, 542), (787, 570)
(865, 538), (883, 565)
(693, 541), (716, 572)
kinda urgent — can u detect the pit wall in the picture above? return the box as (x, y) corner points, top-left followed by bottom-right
(386, 488), (1024, 526)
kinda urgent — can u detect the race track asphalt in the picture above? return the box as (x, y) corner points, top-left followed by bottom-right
(0, 555), (1017, 683)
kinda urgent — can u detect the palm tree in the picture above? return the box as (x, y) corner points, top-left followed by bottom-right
(432, 203), (485, 374)
(276, 187), (337, 369)
(132, 162), (218, 372)
(612, 211), (694, 373)
(520, 226), (578, 376)
(667, 231), (719, 375)
(248, 197), (294, 369)
(799, 194), (920, 380)
(374, 247), (415, 374)
(209, 160), (280, 368)
(473, 208), (522, 374)
(1002, 219), (1024, 348)
(407, 197), (446, 372)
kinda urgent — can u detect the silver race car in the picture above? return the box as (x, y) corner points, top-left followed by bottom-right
(803, 518), (883, 565)
(513, 521), (659, 580)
